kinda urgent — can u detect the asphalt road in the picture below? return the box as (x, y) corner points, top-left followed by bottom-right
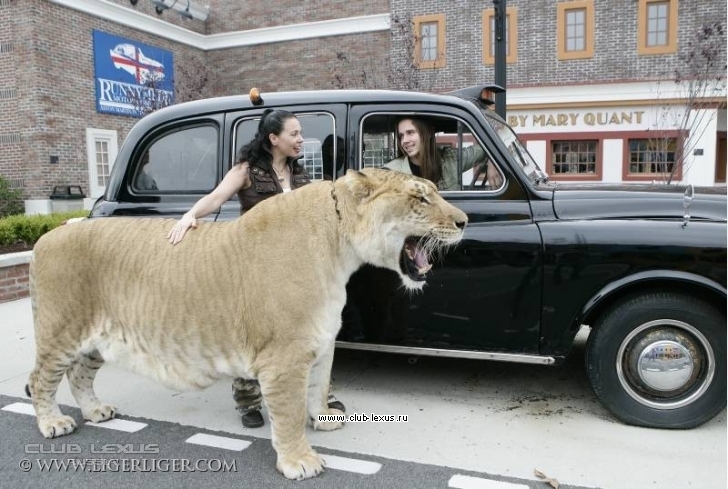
(0, 393), (592, 488)
(0, 298), (725, 488)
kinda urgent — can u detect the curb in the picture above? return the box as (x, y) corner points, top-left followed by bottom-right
(0, 250), (33, 267)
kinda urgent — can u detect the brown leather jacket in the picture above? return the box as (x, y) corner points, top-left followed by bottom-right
(237, 163), (312, 213)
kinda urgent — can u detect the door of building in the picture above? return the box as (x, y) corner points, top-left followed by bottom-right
(86, 128), (119, 199)
(716, 132), (726, 184)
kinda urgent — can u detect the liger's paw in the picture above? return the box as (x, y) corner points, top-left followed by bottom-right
(38, 415), (77, 438)
(277, 449), (325, 480)
(83, 404), (116, 423)
(311, 407), (345, 431)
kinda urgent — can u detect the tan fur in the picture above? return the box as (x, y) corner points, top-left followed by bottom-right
(27, 168), (467, 480)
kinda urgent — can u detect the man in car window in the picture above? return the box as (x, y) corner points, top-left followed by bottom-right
(385, 117), (502, 190)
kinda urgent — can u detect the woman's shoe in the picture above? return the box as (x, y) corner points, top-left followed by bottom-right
(241, 409), (265, 428)
(327, 393), (346, 412)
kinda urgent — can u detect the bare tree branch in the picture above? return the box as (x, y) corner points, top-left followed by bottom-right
(652, 22), (726, 183)
(129, 56), (211, 116)
(330, 13), (439, 92)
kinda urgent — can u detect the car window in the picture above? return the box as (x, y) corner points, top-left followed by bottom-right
(233, 112), (337, 181)
(132, 124), (218, 193)
(360, 113), (504, 191)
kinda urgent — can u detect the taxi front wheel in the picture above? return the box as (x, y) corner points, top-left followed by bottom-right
(585, 292), (726, 429)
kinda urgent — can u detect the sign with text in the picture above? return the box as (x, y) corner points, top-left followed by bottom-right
(509, 111), (646, 128)
(92, 30), (174, 117)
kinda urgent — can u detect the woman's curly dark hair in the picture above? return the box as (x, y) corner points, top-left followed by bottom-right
(237, 109), (306, 174)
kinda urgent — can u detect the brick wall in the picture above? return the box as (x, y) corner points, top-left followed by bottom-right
(391, 0), (727, 91)
(208, 31), (390, 94)
(0, 0), (391, 200)
(0, 262), (29, 303)
(0, 0), (20, 186)
(0, 0), (724, 201)
(203, 0), (388, 34)
(1, 0), (209, 200)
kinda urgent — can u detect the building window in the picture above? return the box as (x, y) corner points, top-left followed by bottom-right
(95, 140), (111, 188)
(627, 138), (677, 175)
(557, 0), (594, 60)
(414, 14), (446, 69)
(638, 0), (678, 55)
(551, 140), (598, 177)
(362, 133), (395, 169)
(647, 2), (669, 46)
(482, 7), (518, 65)
(566, 9), (586, 51)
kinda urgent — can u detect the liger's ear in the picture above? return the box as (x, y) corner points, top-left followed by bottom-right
(344, 169), (376, 201)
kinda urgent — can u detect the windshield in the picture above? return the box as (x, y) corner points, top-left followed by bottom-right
(480, 108), (549, 184)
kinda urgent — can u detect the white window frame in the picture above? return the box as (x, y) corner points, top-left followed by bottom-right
(86, 128), (118, 198)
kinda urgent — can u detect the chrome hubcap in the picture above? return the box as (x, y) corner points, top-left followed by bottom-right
(637, 340), (693, 391)
(616, 320), (714, 410)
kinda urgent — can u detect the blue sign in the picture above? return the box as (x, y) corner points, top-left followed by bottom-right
(92, 30), (174, 117)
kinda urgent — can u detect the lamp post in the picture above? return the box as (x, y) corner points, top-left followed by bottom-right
(493, 0), (507, 118)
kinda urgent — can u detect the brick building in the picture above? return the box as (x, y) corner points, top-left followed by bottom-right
(0, 0), (725, 213)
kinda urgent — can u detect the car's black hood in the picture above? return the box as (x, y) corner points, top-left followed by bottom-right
(550, 183), (727, 221)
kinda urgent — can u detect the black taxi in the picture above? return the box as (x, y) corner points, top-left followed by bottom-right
(90, 85), (727, 430)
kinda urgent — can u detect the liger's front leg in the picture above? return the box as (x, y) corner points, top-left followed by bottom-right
(258, 358), (325, 480)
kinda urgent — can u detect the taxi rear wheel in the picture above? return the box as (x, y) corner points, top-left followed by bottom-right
(585, 292), (726, 429)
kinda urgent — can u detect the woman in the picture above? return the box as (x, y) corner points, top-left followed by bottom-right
(385, 117), (502, 190)
(168, 109), (345, 428)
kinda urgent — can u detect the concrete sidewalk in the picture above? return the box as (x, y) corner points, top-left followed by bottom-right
(1, 297), (725, 489)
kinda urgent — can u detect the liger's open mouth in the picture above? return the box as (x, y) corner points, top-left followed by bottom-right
(400, 237), (432, 282)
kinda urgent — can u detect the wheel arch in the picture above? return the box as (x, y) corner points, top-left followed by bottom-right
(579, 271), (727, 331)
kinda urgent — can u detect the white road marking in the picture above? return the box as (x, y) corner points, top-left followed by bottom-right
(1, 402), (35, 415)
(185, 433), (251, 451)
(86, 418), (148, 433)
(321, 454), (382, 475)
(449, 474), (530, 489)
(2, 403), (146, 434)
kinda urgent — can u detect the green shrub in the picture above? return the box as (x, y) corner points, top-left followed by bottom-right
(0, 210), (89, 247)
(0, 175), (23, 218)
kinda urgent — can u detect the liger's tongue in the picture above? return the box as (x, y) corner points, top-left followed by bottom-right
(405, 241), (432, 275)
(413, 247), (428, 268)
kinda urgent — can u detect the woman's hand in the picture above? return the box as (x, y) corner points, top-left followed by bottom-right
(167, 214), (197, 244)
(166, 162), (249, 245)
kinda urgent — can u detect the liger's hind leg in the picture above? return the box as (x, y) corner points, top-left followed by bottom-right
(28, 347), (79, 438)
(67, 350), (116, 423)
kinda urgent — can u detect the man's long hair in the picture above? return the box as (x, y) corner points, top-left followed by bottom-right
(397, 117), (442, 185)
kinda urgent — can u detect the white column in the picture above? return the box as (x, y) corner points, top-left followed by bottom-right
(682, 109), (718, 186)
